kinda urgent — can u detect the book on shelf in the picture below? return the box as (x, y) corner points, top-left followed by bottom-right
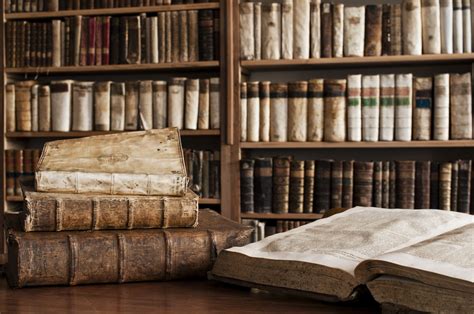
(211, 207), (474, 313)
(241, 218), (311, 243)
(5, 149), (42, 197)
(183, 148), (220, 199)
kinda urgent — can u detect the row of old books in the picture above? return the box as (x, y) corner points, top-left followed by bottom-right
(6, 10), (218, 68)
(240, 1), (474, 61)
(6, 78), (220, 133)
(242, 219), (310, 242)
(240, 157), (474, 214)
(7, 129), (251, 288)
(5, 0), (217, 12)
(184, 148), (220, 199)
(240, 72), (472, 143)
(5, 149), (41, 196)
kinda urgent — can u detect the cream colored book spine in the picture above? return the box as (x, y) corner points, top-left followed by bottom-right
(450, 73), (472, 139)
(30, 85), (39, 132)
(402, 0), (422, 55)
(241, 83), (248, 142)
(421, 0), (441, 54)
(259, 81), (271, 142)
(310, 0), (321, 59)
(6, 84), (15, 132)
(209, 78), (220, 130)
(185, 79), (199, 130)
(254, 2), (262, 60)
(72, 82), (94, 131)
(240, 2), (255, 60)
(94, 81), (111, 131)
(282, 0), (293, 60)
(139, 80), (153, 130)
(362, 75), (380, 142)
(168, 78), (186, 129)
(151, 16), (159, 64)
(51, 80), (73, 132)
(261, 3), (281, 60)
(198, 78), (210, 130)
(453, 0), (463, 53)
(52, 20), (61, 67)
(413, 77), (433, 141)
(440, 0), (454, 53)
(247, 82), (260, 142)
(395, 74), (413, 141)
(324, 79), (346, 142)
(433, 74), (450, 140)
(152, 81), (167, 129)
(332, 4), (344, 58)
(307, 79), (324, 142)
(379, 74), (395, 142)
(294, 0), (310, 59)
(111, 83), (126, 131)
(344, 6), (365, 57)
(462, 0), (472, 52)
(270, 83), (288, 142)
(288, 81), (308, 142)
(124, 82), (138, 131)
(38, 86), (51, 132)
(347, 75), (362, 142)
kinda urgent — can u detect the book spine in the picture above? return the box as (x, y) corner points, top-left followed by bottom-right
(184, 79), (200, 130)
(379, 74), (395, 141)
(421, 0), (441, 54)
(451, 161), (459, 211)
(391, 5), (404, 54)
(320, 3), (332, 58)
(331, 160), (343, 208)
(332, 3), (344, 58)
(281, 0), (293, 59)
(6, 151), (15, 196)
(240, 83), (248, 142)
(364, 4), (382, 56)
(198, 78), (210, 130)
(209, 78), (220, 130)
(254, 158), (273, 213)
(38, 85), (51, 132)
(389, 161), (397, 208)
(127, 16), (141, 64)
(168, 78), (186, 130)
(382, 161), (390, 208)
(240, 159), (255, 213)
(433, 76), (450, 140)
(102, 16), (110, 65)
(247, 82), (260, 142)
(198, 10), (214, 61)
(413, 77), (433, 141)
(6, 84), (16, 132)
(259, 81), (270, 142)
(95, 16), (103, 65)
(72, 82), (94, 131)
(272, 156), (291, 214)
(191, 150), (203, 196)
(353, 161), (374, 207)
(450, 73), (472, 139)
(310, 0), (321, 58)
(240, 2), (255, 60)
(314, 160), (331, 213)
(187, 10), (199, 62)
(293, 0), (310, 59)
(253, 2), (261, 60)
(382, 4), (391, 55)
(15, 150), (24, 196)
(307, 79), (324, 142)
(94, 81), (111, 131)
(152, 81), (167, 129)
(362, 75), (380, 142)
(303, 160), (315, 213)
(439, 162), (452, 210)
(324, 79), (346, 142)
(73, 16), (82, 66)
(395, 74), (413, 141)
(179, 11), (188, 62)
(30, 85), (39, 132)
(457, 160), (472, 213)
(261, 3), (281, 60)
(111, 82), (126, 131)
(165, 12), (172, 63)
(415, 161), (431, 209)
(80, 17), (88, 66)
(347, 75), (362, 142)
(15, 81), (34, 132)
(289, 160), (305, 213)
(396, 160), (416, 209)
(440, 0), (454, 53)
(213, 11), (220, 61)
(342, 160), (354, 208)
(138, 80), (153, 130)
(430, 162), (440, 209)
(462, 0), (472, 52)
(373, 161), (383, 207)
(344, 6), (365, 57)
(52, 20), (61, 67)
(402, 0), (422, 55)
(288, 81), (308, 142)
(88, 17), (96, 65)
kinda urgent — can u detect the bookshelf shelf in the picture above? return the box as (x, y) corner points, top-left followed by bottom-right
(5, 3), (220, 20)
(240, 140), (474, 149)
(241, 53), (474, 71)
(5, 61), (220, 75)
(5, 196), (23, 202)
(7, 196), (221, 205)
(240, 213), (323, 220)
(6, 130), (220, 138)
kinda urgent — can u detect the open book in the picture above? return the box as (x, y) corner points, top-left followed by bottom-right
(211, 207), (474, 313)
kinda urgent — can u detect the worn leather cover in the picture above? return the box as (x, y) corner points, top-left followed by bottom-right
(94, 81), (111, 131)
(72, 81), (94, 131)
(314, 160), (332, 213)
(288, 81), (308, 142)
(342, 160), (354, 209)
(289, 160), (305, 213)
(364, 5), (382, 56)
(254, 158), (273, 213)
(353, 161), (374, 207)
(415, 161), (431, 209)
(439, 162), (452, 210)
(259, 81), (271, 142)
(270, 83), (288, 142)
(396, 161), (416, 209)
(450, 73), (472, 139)
(303, 160), (315, 213)
(323, 79), (346, 142)
(330, 161), (343, 209)
(272, 156), (291, 214)
(413, 77), (433, 141)
(240, 159), (255, 213)
(373, 161), (382, 207)
(457, 160), (472, 213)
(307, 79), (324, 142)
(35, 128), (188, 196)
(7, 209), (252, 288)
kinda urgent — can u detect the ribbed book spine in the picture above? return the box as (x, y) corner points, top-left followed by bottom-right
(330, 161), (343, 208)
(347, 75), (362, 142)
(303, 160), (315, 213)
(261, 3), (281, 60)
(439, 162), (452, 210)
(373, 161), (383, 207)
(288, 81), (308, 142)
(281, 0), (293, 59)
(395, 74), (413, 141)
(240, 83), (248, 142)
(342, 160), (354, 208)
(402, 0), (422, 55)
(332, 4), (344, 58)
(415, 161), (431, 209)
(390, 4), (402, 55)
(379, 74), (395, 141)
(185, 79), (200, 130)
(240, 2), (255, 60)
(440, 0), (454, 53)
(293, 0), (310, 59)
(240, 159), (255, 213)
(396, 160), (416, 209)
(364, 5), (382, 56)
(38, 85), (51, 131)
(15, 81), (35, 132)
(433, 74), (450, 140)
(362, 75), (380, 142)
(430, 162), (440, 209)
(198, 79), (210, 130)
(111, 82), (126, 131)
(259, 81), (271, 142)
(421, 0), (441, 54)
(413, 77), (433, 141)
(289, 160), (305, 213)
(321, 3), (332, 58)
(323, 79), (346, 142)
(307, 79), (324, 142)
(353, 161), (374, 207)
(272, 156), (291, 214)
(152, 81), (167, 129)
(247, 82), (260, 142)
(457, 160), (472, 213)
(310, 0), (321, 58)
(254, 158), (273, 213)
(94, 81), (111, 131)
(450, 73), (472, 139)
(270, 83), (288, 142)
(314, 160), (331, 213)
(344, 6), (365, 57)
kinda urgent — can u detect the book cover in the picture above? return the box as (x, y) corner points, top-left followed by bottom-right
(303, 160), (315, 213)
(362, 75), (380, 142)
(289, 160), (305, 213)
(272, 156), (291, 214)
(261, 3), (281, 60)
(324, 79), (346, 142)
(344, 6), (365, 57)
(413, 77), (433, 141)
(364, 5), (382, 56)
(254, 158), (273, 213)
(307, 79), (324, 142)
(396, 160), (416, 209)
(111, 82), (126, 131)
(288, 81), (308, 142)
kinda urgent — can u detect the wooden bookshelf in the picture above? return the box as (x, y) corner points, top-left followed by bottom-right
(240, 213), (323, 220)
(6, 130), (220, 138)
(5, 3), (220, 20)
(5, 196), (23, 202)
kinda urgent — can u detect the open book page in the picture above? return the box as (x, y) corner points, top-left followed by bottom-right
(226, 207), (474, 277)
(358, 223), (474, 284)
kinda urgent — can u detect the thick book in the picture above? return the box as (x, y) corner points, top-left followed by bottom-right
(240, 159), (255, 213)
(35, 129), (188, 196)
(94, 81), (111, 131)
(281, 0), (293, 59)
(330, 161), (343, 208)
(421, 0), (441, 54)
(168, 78), (186, 130)
(261, 3), (281, 60)
(364, 5), (382, 56)
(415, 161), (431, 209)
(347, 75), (362, 142)
(6, 84), (15, 132)
(253, 2), (262, 60)
(198, 10), (214, 61)
(303, 160), (315, 213)
(381, 161), (390, 208)
(124, 82), (139, 131)
(240, 83), (248, 142)
(453, 0), (464, 53)
(259, 81), (270, 142)
(38, 85), (51, 132)
(198, 79), (210, 130)
(307, 79), (324, 142)
(430, 162), (440, 209)
(310, 0), (321, 58)
(440, 0), (454, 53)
(8, 209), (252, 288)
(413, 77), (433, 141)
(457, 160), (472, 213)
(373, 161), (382, 207)
(15, 81), (36, 132)
(254, 158), (273, 214)
(289, 160), (305, 213)
(343, 6), (365, 57)
(433, 73), (450, 140)
(450, 73), (472, 139)
(342, 160), (354, 209)
(209, 78), (220, 130)
(390, 4), (402, 55)
(381, 4), (391, 55)
(332, 4), (344, 58)
(247, 82), (260, 142)
(379, 74), (395, 141)
(240, 2), (255, 60)
(439, 162), (452, 210)
(320, 3), (332, 58)
(185, 79), (199, 130)
(51, 80), (73, 132)
(293, 0), (310, 59)
(323, 79), (346, 142)
(396, 161), (416, 209)
(402, 0), (422, 55)
(288, 81), (308, 142)
(72, 81), (94, 131)
(353, 161), (373, 207)
(270, 83), (288, 142)
(272, 156), (291, 214)
(361, 75), (380, 142)
(152, 81), (167, 129)
(395, 74), (413, 141)
(139, 80), (153, 130)
(314, 160), (332, 213)
(211, 207), (474, 312)
(111, 82), (126, 131)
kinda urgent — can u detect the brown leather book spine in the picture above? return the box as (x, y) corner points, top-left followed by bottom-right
(80, 17), (89, 66)
(22, 149), (34, 184)
(210, 152), (220, 199)
(396, 161), (416, 209)
(165, 12), (172, 63)
(7, 210), (252, 288)
(102, 16), (110, 65)
(450, 161), (459, 212)
(330, 161), (343, 209)
(198, 9), (214, 61)
(303, 160), (315, 213)
(320, 3), (332, 58)
(25, 22), (31, 67)
(289, 160), (305, 213)
(179, 11), (189, 62)
(127, 16), (141, 64)
(288, 81), (308, 142)
(390, 4), (402, 55)
(389, 161), (396, 208)
(88, 17), (96, 65)
(170, 11), (180, 63)
(272, 156), (291, 214)
(353, 161), (374, 207)
(6, 84), (16, 132)
(6, 151), (16, 196)
(364, 4), (382, 56)
(342, 160), (354, 209)
(415, 161), (431, 209)
(314, 160), (332, 213)
(240, 159), (255, 213)
(140, 13), (147, 64)
(323, 79), (346, 142)
(381, 161), (390, 208)
(382, 4), (392, 55)
(202, 151), (210, 198)
(15, 81), (35, 132)
(94, 17), (103, 66)
(188, 10), (199, 62)
(439, 162), (452, 210)
(457, 160), (472, 213)
(110, 17), (120, 65)
(430, 162), (440, 209)
(373, 161), (383, 208)
(38, 85), (51, 131)
(254, 158), (273, 213)
(14, 150), (24, 196)
(190, 150), (203, 196)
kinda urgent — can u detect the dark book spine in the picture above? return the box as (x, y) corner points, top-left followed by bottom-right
(396, 161), (416, 209)
(303, 160), (315, 213)
(342, 160), (354, 208)
(450, 161), (459, 212)
(254, 158), (273, 213)
(330, 161), (343, 208)
(381, 4), (392, 55)
(126, 16), (141, 64)
(102, 16), (110, 65)
(289, 160), (305, 213)
(6, 151), (15, 196)
(202, 151), (210, 198)
(373, 161), (383, 207)
(272, 156), (291, 214)
(14, 150), (24, 196)
(213, 10), (220, 61)
(110, 17), (120, 65)
(88, 17), (96, 65)
(314, 160), (332, 213)
(353, 161), (374, 207)
(430, 162), (440, 209)
(415, 161), (431, 209)
(457, 160), (472, 213)
(192, 150), (203, 197)
(364, 4), (383, 56)
(389, 161), (396, 208)
(80, 17), (89, 66)
(210, 153), (220, 199)
(320, 3), (332, 58)
(119, 16), (128, 64)
(198, 9), (214, 61)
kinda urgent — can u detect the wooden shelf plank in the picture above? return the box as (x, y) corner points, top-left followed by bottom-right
(241, 53), (474, 70)
(240, 213), (323, 220)
(6, 130), (220, 138)
(241, 140), (474, 149)
(200, 198), (221, 205)
(5, 3), (220, 20)
(6, 196), (23, 202)
(5, 61), (219, 74)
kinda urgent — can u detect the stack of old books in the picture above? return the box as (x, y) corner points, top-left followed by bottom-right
(6, 128), (251, 288)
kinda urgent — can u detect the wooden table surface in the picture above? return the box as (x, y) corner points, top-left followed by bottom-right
(0, 277), (379, 313)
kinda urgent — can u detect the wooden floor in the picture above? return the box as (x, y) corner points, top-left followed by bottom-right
(0, 277), (379, 313)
